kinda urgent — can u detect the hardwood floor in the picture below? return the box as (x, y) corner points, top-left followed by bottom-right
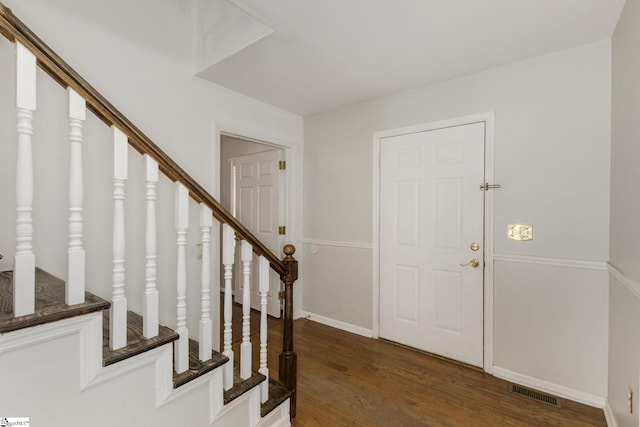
(286, 318), (606, 427)
(223, 301), (605, 426)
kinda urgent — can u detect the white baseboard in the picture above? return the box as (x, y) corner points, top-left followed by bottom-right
(604, 398), (619, 427)
(299, 311), (373, 338)
(492, 366), (606, 408)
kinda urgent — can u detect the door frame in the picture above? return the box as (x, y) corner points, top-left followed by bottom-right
(372, 112), (495, 373)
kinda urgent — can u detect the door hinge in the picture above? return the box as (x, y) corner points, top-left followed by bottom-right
(278, 291), (285, 300)
(279, 226), (286, 235)
(279, 160), (286, 170)
(480, 182), (501, 191)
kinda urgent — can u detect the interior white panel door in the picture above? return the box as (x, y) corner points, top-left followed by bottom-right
(379, 122), (485, 367)
(233, 149), (282, 317)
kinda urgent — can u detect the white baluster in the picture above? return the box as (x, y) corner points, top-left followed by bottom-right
(199, 204), (212, 361)
(66, 88), (86, 306)
(110, 127), (128, 350)
(211, 224), (221, 353)
(175, 183), (189, 374)
(222, 224), (235, 390)
(240, 240), (252, 379)
(143, 155), (159, 338)
(258, 256), (270, 403)
(13, 42), (36, 317)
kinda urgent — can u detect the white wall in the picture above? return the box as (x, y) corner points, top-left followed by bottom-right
(609, 0), (640, 424)
(303, 40), (611, 399)
(0, 1), (302, 337)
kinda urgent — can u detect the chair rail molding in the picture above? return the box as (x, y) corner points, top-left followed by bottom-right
(494, 253), (608, 271)
(302, 238), (372, 250)
(608, 262), (640, 300)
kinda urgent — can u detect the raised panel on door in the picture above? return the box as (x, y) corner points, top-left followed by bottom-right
(238, 187), (254, 228)
(395, 265), (420, 323)
(258, 186), (275, 234)
(433, 269), (462, 334)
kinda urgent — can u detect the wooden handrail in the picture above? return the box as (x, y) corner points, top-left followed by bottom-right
(0, 3), (286, 276)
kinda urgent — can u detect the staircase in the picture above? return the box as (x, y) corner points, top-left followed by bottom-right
(0, 4), (298, 426)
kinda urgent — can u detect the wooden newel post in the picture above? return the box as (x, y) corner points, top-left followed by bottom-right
(279, 244), (298, 418)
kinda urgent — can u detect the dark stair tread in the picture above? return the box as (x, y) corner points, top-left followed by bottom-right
(224, 364), (267, 405)
(173, 339), (229, 388)
(103, 310), (179, 366)
(0, 268), (110, 334)
(261, 380), (293, 417)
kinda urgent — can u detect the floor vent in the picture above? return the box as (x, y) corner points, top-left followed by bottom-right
(509, 384), (561, 407)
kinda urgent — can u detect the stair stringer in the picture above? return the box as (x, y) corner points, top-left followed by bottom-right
(83, 338), (175, 408)
(0, 312), (290, 426)
(258, 399), (291, 427)
(0, 311), (103, 390)
(213, 385), (291, 427)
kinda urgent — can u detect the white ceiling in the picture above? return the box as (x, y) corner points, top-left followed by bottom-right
(21, 0), (626, 117)
(197, 0), (626, 116)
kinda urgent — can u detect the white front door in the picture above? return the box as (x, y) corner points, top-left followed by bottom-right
(379, 122), (485, 367)
(232, 149), (283, 318)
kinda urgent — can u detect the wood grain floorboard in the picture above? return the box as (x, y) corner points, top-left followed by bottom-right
(288, 319), (605, 427)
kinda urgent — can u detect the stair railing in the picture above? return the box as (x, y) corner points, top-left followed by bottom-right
(0, 2), (298, 415)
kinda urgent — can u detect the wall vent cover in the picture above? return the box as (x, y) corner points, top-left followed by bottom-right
(509, 384), (561, 407)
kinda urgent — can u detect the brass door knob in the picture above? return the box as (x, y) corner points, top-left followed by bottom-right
(460, 259), (480, 268)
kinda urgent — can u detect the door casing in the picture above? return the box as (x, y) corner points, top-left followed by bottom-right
(372, 112), (495, 373)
